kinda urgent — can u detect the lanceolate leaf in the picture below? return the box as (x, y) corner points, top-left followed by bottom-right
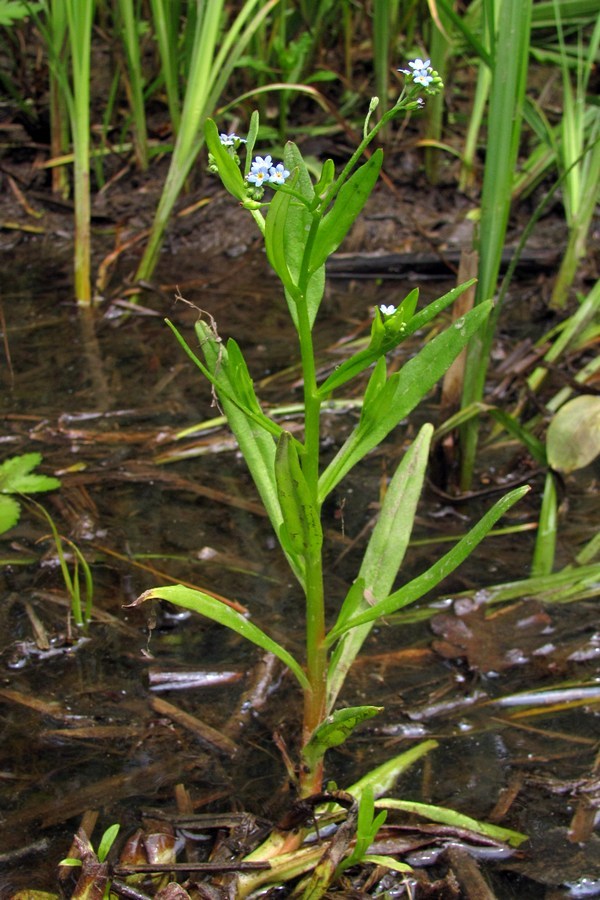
(168, 319), (306, 585)
(309, 150), (383, 275)
(205, 118), (247, 201)
(319, 300), (493, 500)
(267, 142), (326, 329)
(275, 432), (322, 564)
(132, 585), (310, 692)
(327, 424), (433, 710)
(193, 321), (306, 586)
(304, 705), (382, 765)
(327, 485), (530, 638)
(265, 171), (298, 294)
(375, 799), (528, 848)
(318, 280), (477, 397)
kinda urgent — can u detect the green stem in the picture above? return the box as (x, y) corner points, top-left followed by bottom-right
(295, 212), (327, 796)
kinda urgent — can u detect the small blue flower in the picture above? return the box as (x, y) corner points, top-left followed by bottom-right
(409, 57), (430, 75)
(247, 168), (269, 186)
(219, 132), (246, 146)
(250, 155), (273, 172)
(268, 163), (290, 185)
(379, 304), (397, 316)
(247, 155), (273, 186)
(414, 71), (433, 87)
(398, 58), (443, 96)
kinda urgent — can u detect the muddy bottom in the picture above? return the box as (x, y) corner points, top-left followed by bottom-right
(1, 240), (599, 898)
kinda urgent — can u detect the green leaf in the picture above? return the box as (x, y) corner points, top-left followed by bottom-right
(309, 150), (383, 274)
(244, 109), (260, 171)
(265, 142), (326, 329)
(131, 585), (309, 692)
(265, 170), (298, 293)
(167, 320), (302, 583)
(0, 495), (21, 534)
(486, 406), (547, 466)
(304, 706), (382, 764)
(318, 280), (476, 397)
(375, 799), (528, 848)
(97, 823), (120, 863)
(531, 470), (558, 578)
(328, 485), (530, 637)
(327, 424), (433, 709)
(190, 321), (304, 583)
(362, 855), (412, 873)
(312, 158), (336, 201)
(319, 300), (493, 500)
(547, 395), (600, 472)
(0, 453), (60, 494)
(275, 432), (322, 565)
(335, 787), (388, 878)
(0, 0), (41, 26)
(205, 118), (248, 201)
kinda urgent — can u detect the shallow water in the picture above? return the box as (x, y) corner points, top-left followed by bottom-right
(1, 249), (599, 897)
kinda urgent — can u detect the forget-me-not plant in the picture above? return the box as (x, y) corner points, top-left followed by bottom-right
(138, 58), (527, 846)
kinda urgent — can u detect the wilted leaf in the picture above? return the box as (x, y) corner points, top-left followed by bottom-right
(547, 395), (600, 473)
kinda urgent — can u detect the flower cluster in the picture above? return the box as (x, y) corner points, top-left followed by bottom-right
(247, 155), (290, 187)
(398, 58), (443, 95)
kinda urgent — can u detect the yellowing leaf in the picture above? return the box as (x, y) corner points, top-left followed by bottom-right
(547, 395), (600, 473)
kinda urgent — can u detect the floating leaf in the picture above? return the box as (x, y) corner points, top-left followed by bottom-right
(547, 395), (600, 473)
(0, 495), (21, 534)
(0, 452), (60, 494)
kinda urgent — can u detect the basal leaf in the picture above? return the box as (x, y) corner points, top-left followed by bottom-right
(375, 799), (528, 848)
(347, 740), (439, 802)
(132, 585), (309, 692)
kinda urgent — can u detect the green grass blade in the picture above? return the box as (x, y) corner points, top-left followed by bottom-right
(376, 799), (528, 848)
